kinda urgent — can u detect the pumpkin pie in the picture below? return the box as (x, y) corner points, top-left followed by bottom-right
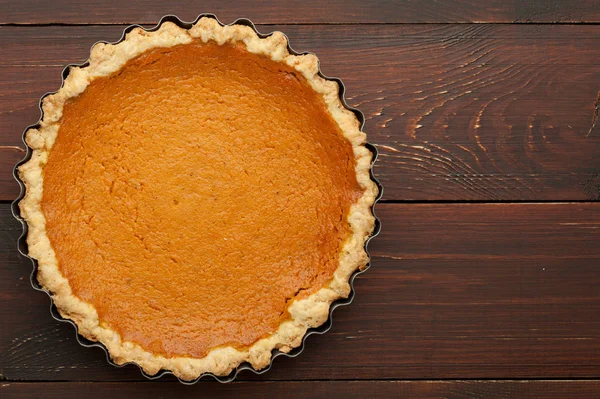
(18, 17), (378, 380)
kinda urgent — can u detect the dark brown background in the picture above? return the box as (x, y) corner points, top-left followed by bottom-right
(1, 1), (600, 398)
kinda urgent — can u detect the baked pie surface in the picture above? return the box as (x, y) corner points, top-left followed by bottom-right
(18, 17), (378, 380)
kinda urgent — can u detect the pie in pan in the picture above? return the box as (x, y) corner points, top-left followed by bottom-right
(18, 16), (378, 380)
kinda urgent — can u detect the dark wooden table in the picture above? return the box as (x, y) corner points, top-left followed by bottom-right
(2, 1), (600, 398)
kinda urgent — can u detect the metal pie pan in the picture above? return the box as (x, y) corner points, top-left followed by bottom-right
(11, 13), (383, 384)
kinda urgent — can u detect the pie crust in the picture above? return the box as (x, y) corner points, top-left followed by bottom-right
(18, 17), (378, 380)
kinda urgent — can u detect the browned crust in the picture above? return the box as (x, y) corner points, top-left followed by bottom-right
(18, 17), (378, 381)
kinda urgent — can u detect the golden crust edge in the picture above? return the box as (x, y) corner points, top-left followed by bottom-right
(18, 17), (379, 381)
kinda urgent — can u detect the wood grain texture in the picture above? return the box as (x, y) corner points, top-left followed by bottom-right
(2, 25), (600, 201)
(2, 0), (600, 24)
(0, 146), (23, 199)
(2, 381), (600, 399)
(2, 203), (599, 381)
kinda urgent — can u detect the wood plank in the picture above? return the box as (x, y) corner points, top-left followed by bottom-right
(2, 25), (600, 201)
(2, 0), (600, 24)
(2, 381), (600, 399)
(2, 203), (599, 381)
(0, 146), (23, 199)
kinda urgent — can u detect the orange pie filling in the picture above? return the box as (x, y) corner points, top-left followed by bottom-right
(41, 41), (363, 358)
